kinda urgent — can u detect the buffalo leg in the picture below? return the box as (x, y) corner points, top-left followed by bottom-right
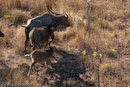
(52, 55), (57, 61)
(32, 45), (36, 51)
(28, 62), (36, 76)
(32, 42), (38, 51)
(46, 32), (54, 47)
(24, 39), (29, 53)
(46, 59), (52, 68)
(24, 29), (29, 53)
(50, 32), (54, 42)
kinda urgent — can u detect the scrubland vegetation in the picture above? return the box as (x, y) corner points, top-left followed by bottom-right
(0, 0), (130, 87)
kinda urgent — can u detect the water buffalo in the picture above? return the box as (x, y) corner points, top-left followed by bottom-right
(0, 30), (4, 37)
(25, 46), (57, 75)
(29, 27), (54, 51)
(10, 10), (69, 53)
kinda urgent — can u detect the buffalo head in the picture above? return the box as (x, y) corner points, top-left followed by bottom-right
(61, 13), (70, 27)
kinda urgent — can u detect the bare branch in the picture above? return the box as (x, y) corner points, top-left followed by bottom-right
(86, 0), (92, 41)
(93, 41), (107, 57)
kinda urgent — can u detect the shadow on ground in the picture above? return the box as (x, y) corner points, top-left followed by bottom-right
(0, 62), (30, 86)
(0, 48), (95, 87)
(35, 48), (95, 87)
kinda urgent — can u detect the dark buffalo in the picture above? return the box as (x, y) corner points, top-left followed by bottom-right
(10, 10), (69, 53)
(29, 27), (54, 51)
(0, 30), (4, 37)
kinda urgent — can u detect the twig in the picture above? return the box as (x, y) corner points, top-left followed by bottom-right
(82, 55), (86, 69)
(93, 41), (107, 57)
(86, 0), (92, 41)
(97, 57), (101, 87)
(92, 41), (104, 87)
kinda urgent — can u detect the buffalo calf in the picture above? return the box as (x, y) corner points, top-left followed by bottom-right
(26, 46), (57, 75)
(29, 27), (54, 51)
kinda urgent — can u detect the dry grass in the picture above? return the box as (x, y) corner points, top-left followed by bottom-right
(0, 0), (130, 87)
